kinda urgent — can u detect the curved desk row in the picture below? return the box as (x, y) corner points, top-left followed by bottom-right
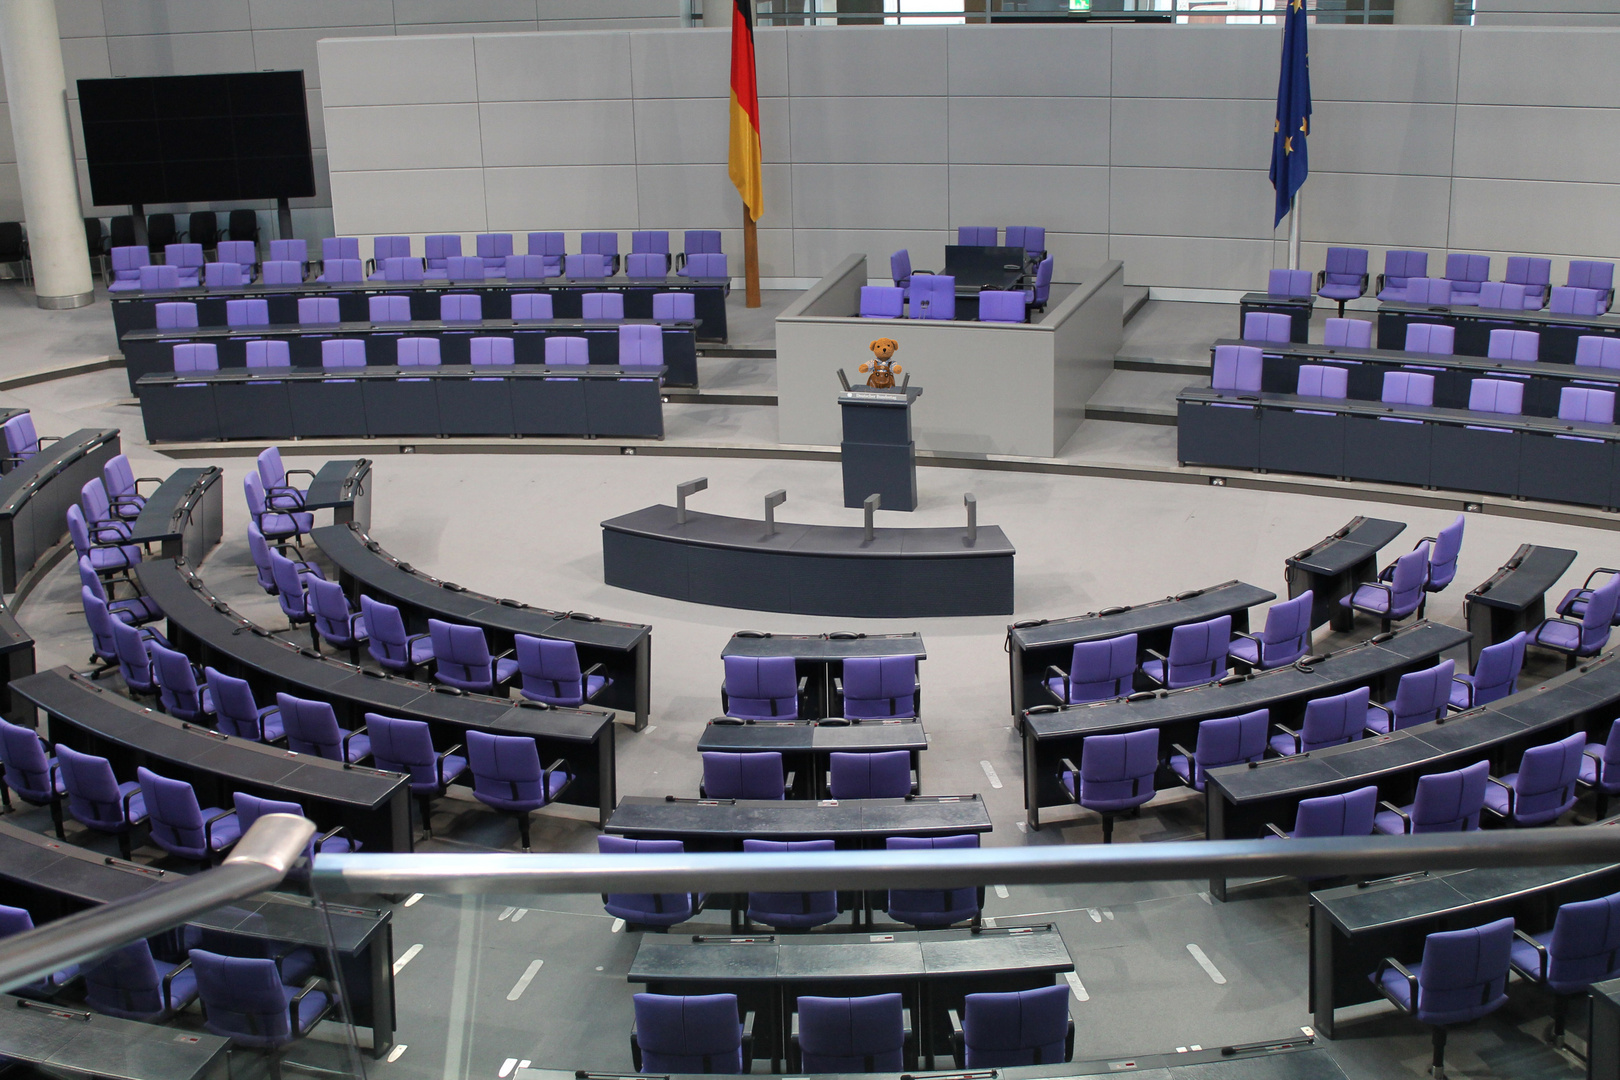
(1464, 543), (1577, 667)
(15, 667), (410, 852)
(696, 718), (929, 799)
(1226, 336), (1620, 419)
(1019, 621), (1472, 831)
(137, 365), (665, 443)
(1378, 299), (1620, 363)
(1005, 579), (1276, 718)
(1284, 516), (1406, 632)
(720, 630), (927, 721)
(605, 793), (991, 850)
(0, 603), (33, 725)
(1207, 650), (1620, 897)
(313, 523), (653, 730)
(123, 466), (224, 564)
(0, 428), (119, 592)
(120, 317), (699, 391)
(602, 505), (1016, 618)
(109, 276), (730, 343)
(134, 557), (618, 825)
(1178, 385), (1620, 508)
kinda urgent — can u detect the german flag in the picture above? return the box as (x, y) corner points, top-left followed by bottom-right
(727, 0), (762, 222)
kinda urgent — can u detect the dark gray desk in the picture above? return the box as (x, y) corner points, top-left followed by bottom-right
(0, 604), (34, 726)
(0, 820), (170, 917)
(313, 522), (653, 730)
(137, 363), (666, 442)
(1178, 385), (1620, 508)
(109, 277), (730, 346)
(629, 923), (1070, 1068)
(1284, 516), (1406, 632)
(1464, 543), (1577, 667)
(16, 667), (412, 854)
(1378, 299), (1620, 363)
(1239, 291), (1314, 343)
(0, 995), (229, 1080)
(602, 505), (1015, 618)
(119, 316), (699, 390)
(1594, 977), (1620, 1080)
(124, 467), (224, 564)
(1020, 621), (1471, 834)
(1208, 650), (1620, 896)
(721, 630), (927, 720)
(696, 718), (929, 798)
(605, 793), (990, 850)
(0, 428), (119, 592)
(1005, 580), (1276, 718)
(135, 557), (618, 825)
(305, 458), (370, 529)
(1310, 852), (1620, 1038)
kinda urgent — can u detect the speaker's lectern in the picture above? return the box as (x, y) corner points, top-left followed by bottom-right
(838, 378), (922, 512)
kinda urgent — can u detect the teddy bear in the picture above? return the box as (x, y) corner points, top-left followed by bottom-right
(859, 337), (901, 389)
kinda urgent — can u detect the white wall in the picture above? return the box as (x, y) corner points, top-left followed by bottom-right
(1475, 0), (1620, 25)
(319, 23), (1620, 292)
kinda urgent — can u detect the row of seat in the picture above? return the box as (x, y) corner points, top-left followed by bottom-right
(93, 210), (261, 254)
(1289, 248), (1618, 316)
(719, 654), (919, 722)
(859, 264), (1053, 324)
(694, 750), (917, 802)
(153, 290), (696, 331)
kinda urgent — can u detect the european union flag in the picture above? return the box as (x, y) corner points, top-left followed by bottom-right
(1270, 0), (1312, 228)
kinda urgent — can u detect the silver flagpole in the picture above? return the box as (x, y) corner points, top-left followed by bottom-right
(1287, 190), (1302, 270)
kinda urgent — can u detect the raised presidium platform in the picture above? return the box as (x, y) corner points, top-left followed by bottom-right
(1019, 620), (1472, 835)
(120, 315), (700, 389)
(107, 276), (730, 344)
(1378, 298), (1620, 363)
(137, 363), (666, 442)
(600, 502), (1014, 618)
(0, 428), (119, 592)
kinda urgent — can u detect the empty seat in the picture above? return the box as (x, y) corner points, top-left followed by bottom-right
(860, 286), (904, 319)
(836, 655), (919, 719)
(1560, 387), (1616, 426)
(566, 253), (610, 280)
(513, 635), (610, 707)
(1405, 277), (1452, 306)
(1004, 225), (1046, 265)
(1025, 256), (1054, 312)
(722, 655), (804, 720)
(164, 243), (205, 286)
(1378, 250), (1429, 300)
(600, 836), (704, 929)
(512, 293), (553, 320)
(1323, 317), (1372, 348)
(631, 993), (753, 1074)
(1267, 268), (1312, 298)
(206, 666), (283, 742)
(1502, 256), (1551, 307)
(581, 231), (620, 274)
(681, 251), (728, 278)
(140, 264), (180, 291)
(396, 337), (441, 368)
(138, 767), (240, 866)
(367, 713), (467, 838)
(950, 985), (1072, 1068)
(1487, 328), (1538, 363)
(1510, 891), (1620, 1043)
(1576, 336), (1620, 370)
(1342, 543), (1430, 630)
(1477, 281), (1528, 310)
(618, 324), (664, 376)
(429, 619), (518, 693)
(885, 834), (981, 927)
(794, 993), (909, 1072)
(1482, 731), (1585, 827)
(1269, 685), (1369, 756)
(1469, 377), (1523, 416)
(1373, 760), (1490, 834)
(1382, 370), (1435, 407)
(978, 290), (1026, 323)
(261, 260), (304, 285)
(1168, 709), (1268, 792)
(1450, 631), (1527, 712)
(1059, 729), (1158, 843)
(625, 252), (668, 278)
(446, 255), (484, 282)
(469, 336), (515, 368)
(155, 301), (197, 330)
(226, 298), (269, 327)
(276, 693), (371, 764)
(1404, 323), (1454, 355)
(1365, 659), (1456, 735)
(1242, 311), (1291, 342)
(1045, 633), (1137, 706)
(743, 838), (839, 931)
(1317, 247), (1369, 316)
(700, 751), (790, 800)
(379, 257), (424, 283)
(218, 239), (258, 274)
(440, 294), (482, 322)
(957, 226), (997, 245)
(1212, 345), (1262, 392)
(1532, 572), (1620, 667)
(631, 230), (671, 268)
(320, 339), (366, 370)
(1140, 614), (1231, 688)
(526, 232), (565, 275)
(172, 343), (218, 373)
(1567, 259), (1615, 309)
(827, 751), (915, 799)
(268, 238), (305, 265)
(544, 336), (589, 367)
(56, 745), (146, 858)
(321, 237), (359, 263)
(370, 235), (410, 271)
(107, 245), (150, 291)
(467, 731), (571, 851)
(361, 596), (434, 677)
(503, 253), (545, 279)
(680, 230), (723, 269)
(1372, 918), (1513, 1078)
(475, 233), (513, 272)
(424, 234), (461, 274)
(1295, 365), (1347, 400)
(1443, 253), (1491, 306)
(368, 294), (411, 322)
(204, 262), (245, 288)
(1552, 285), (1608, 317)
(1228, 591), (1313, 669)
(317, 258), (363, 283)
(583, 292), (625, 320)
(652, 292), (696, 321)
(1269, 785), (1378, 841)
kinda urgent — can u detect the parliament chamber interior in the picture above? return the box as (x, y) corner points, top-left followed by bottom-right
(0, 3), (1616, 1080)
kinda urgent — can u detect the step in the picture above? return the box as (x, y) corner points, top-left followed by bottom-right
(1084, 369), (1200, 426)
(1115, 354), (1209, 376)
(1123, 285), (1150, 324)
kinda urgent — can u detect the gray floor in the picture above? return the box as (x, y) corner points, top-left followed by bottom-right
(0, 282), (1606, 1080)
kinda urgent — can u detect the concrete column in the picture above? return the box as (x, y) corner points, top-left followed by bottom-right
(1393, 0), (1453, 22)
(0, 0), (92, 309)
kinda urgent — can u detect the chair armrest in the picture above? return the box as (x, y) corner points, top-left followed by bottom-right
(581, 661), (604, 677)
(256, 707), (283, 744)
(1372, 956), (1418, 1014)
(133, 476), (164, 493)
(435, 743), (465, 785)
(1065, 1017), (1075, 1063)
(1363, 701), (1393, 736)
(1484, 774), (1515, 815)
(543, 757), (572, 804)
(1450, 677), (1474, 711)
(1264, 822), (1290, 839)
(203, 808), (239, 849)
(265, 485), (306, 507)
(630, 1022), (642, 1073)
(341, 725), (369, 763)
(1379, 800), (1412, 831)
(782, 770), (797, 795)
(288, 977), (335, 1032)
(314, 824), (348, 853)
(948, 1007), (966, 1068)
(1584, 567), (1620, 589)
(1352, 580), (1393, 606)
(1270, 723), (1301, 755)
(740, 1009), (757, 1073)
(160, 959), (192, 1009)
(1512, 929), (1549, 981)
(1231, 630), (1261, 644)
(1314, 270), (1325, 291)
(1171, 742), (1194, 764)
(284, 467), (317, 484)
(121, 786), (148, 824)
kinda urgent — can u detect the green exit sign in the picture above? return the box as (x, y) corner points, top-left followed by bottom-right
(1070, 0), (1092, 8)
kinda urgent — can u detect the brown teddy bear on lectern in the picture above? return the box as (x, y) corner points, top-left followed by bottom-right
(860, 338), (901, 389)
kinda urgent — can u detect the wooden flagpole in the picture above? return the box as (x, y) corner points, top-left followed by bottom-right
(743, 210), (760, 307)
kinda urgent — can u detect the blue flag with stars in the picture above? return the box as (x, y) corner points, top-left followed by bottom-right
(1270, 0), (1311, 228)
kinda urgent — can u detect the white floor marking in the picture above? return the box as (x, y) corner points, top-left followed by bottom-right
(507, 959), (544, 1001)
(510, 908), (528, 923)
(498, 1058), (518, 1077)
(1086, 908), (1102, 923)
(994, 885), (1009, 899)
(1197, 892), (1212, 905)
(498, 907), (515, 921)
(979, 760), (1003, 788)
(1103, 909), (1114, 920)
(644, 726), (656, 733)
(611, 918), (625, 933)
(1015, 822), (1027, 834)
(595, 966), (605, 972)
(1064, 972), (1089, 1002)
(1186, 943), (1227, 985)
(386, 1045), (408, 1063)
(517, 1062), (531, 1071)
(392, 944), (423, 975)
(981, 917), (997, 928)
(404, 893), (423, 907)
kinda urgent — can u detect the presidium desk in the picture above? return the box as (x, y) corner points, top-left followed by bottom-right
(602, 505), (1015, 618)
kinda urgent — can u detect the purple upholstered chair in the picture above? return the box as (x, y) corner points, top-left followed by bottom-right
(1060, 728), (1158, 843)
(618, 324), (665, 377)
(1372, 918), (1513, 1078)
(1317, 247), (1369, 316)
(601, 836), (704, 928)
(317, 258), (362, 284)
(1560, 386), (1616, 425)
(466, 730), (572, 851)
(1487, 328), (1539, 363)
(68, 504), (139, 579)
(1266, 785), (1377, 840)
(1242, 311), (1291, 343)
(381, 257), (425, 283)
(262, 259), (304, 286)
(1211, 345), (1262, 392)
(884, 834), (981, 927)
(503, 253), (544, 280)
(528, 232), (566, 276)
(56, 745), (146, 858)
(1449, 632), (1526, 712)
(581, 231), (621, 274)
(366, 713), (466, 838)
(166, 242), (206, 285)
(172, 343), (217, 376)
(544, 336), (588, 370)
(1443, 253), (1490, 306)
(102, 455), (156, 521)
(474, 233), (513, 274)
(1323, 317), (1373, 349)
(567, 253), (611, 280)
(836, 656), (919, 719)
(1365, 659), (1455, 735)
(681, 252), (727, 279)
(743, 839), (837, 930)
(1566, 260), (1615, 313)
(1229, 591), (1312, 670)
(1576, 338), (1620, 371)
(266, 548), (319, 640)
(860, 285), (904, 319)
(296, 296), (338, 325)
(446, 255), (485, 283)
(653, 292), (696, 321)
(440, 294), (482, 322)
(306, 577), (367, 660)
(275, 693), (370, 764)
(828, 751), (915, 799)
(268, 238), (305, 265)
(423, 234), (460, 276)
(1373, 760), (1489, 834)
(1045, 633), (1136, 705)
(909, 274), (955, 320)
(681, 230), (723, 269)
(188, 949), (332, 1062)
(79, 555), (160, 627)
(1295, 365), (1348, 400)
(721, 655), (804, 720)
(978, 290), (1027, 323)
(1511, 891), (1620, 1044)
(1532, 573), (1620, 667)
(1140, 614), (1231, 689)
(1405, 277), (1452, 306)
(140, 263), (180, 291)
(950, 985), (1072, 1068)
(1405, 323), (1455, 355)
(320, 339), (366, 372)
(138, 767), (240, 866)
(0, 716), (64, 832)
(108, 245), (150, 291)
(1025, 256), (1054, 312)
(955, 226), (994, 246)
(1552, 285), (1607, 317)
(514, 635), (610, 707)
(0, 412), (53, 470)
(1582, 719), (1620, 817)
(429, 619), (518, 693)
(631, 993), (752, 1074)
(794, 993), (909, 1072)
(700, 751), (791, 800)
(1341, 543), (1430, 630)
(625, 252), (668, 279)
(84, 939), (197, 1021)
(234, 792), (359, 865)
(1268, 268), (1312, 298)
(1554, 567), (1620, 626)
(1004, 225), (1046, 266)
(512, 293), (554, 321)
(1482, 731), (1585, 827)
(369, 294), (411, 323)
(226, 298), (268, 328)
(1469, 377), (1523, 417)
(1169, 709), (1268, 792)
(1477, 281), (1527, 310)
(1503, 256), (1551, 308)
(361, 596), (435, 676)
(111, 619), (159, 697)
(631, 230), (672, 271)
(1383, 370), (1436, 408)
(396, 337), (441, 372)
(155, 300), (193, 329)
(205, 666), (284, 743)
(205, 261), (245, 289)
(148, 641), (213, 723)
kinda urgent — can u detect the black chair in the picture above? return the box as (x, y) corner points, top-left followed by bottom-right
(84, 217), (106, 281)
(0, 223), (29, 284)
(109, 215), (137, 251)
(146, 213), (179, 250)
(187, 211), (219, 254)
(228, 209), (260, 246)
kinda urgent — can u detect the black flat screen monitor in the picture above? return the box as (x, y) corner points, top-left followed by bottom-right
(77, 71), (316, 206)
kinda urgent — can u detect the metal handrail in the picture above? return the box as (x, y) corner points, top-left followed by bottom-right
(311, 829), (1620, 897)
(0, 814), (315, 996)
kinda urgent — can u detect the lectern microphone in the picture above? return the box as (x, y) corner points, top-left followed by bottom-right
(836, 368), (852, 392)
(764, 489), (787, 535)
(675, 477), (708, 524)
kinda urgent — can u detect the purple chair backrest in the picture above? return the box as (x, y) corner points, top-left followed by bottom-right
(275, 693), (344, 758)
(860, 286), (905, 319)
(207, 667), (263, 740)
(322, 237), (359, 262)
(297, 298), (340, 327)
(165, 243), (204, 269)
(382, 257), (424, 282)
(1487, 328), (1538, 363)
(137, 767), (207, 849)
(1381, 371), (1435, 407)
(978, 290), (1026, 323)
(1268, 268), (1312, 297)
(1323, 247), (1368, 282)
(1005, 225), (1045, 252)
(1163, 614), (1233, 687)
(1505, 256), (1550, 289)
(1427, 514), (1464, 591)
(1477, 281), (1527, 310)
(365, 714), (437, 780)
(261, 260), (302, 285)
(545, 336), (588, 366)
(1384, 250), (1428, 284)
(827, 752), (911, 799)
(1543, 893), (1620, 990)
(1030, 257), (1053, 305)
(504, 254), (545, 279)
(891, 249), (912, 286)
(1469, 378), (1523, 416)
(685, 230), (722, 255)
(323, 258), (363, 282)
(723, 655), (799, 719)
(1390, 658), (1455, 729)
(601, 836), (694, 918)
(173, 343), (218, 373)
(1296, 365), (1347, 399)
(1067, 633), (1137, 702)
(624, 253), (666, 277)
(1413, 918), (1513, 1021)
(1293, 784), (1378, 838)
(1560, 387), (1616, 425)
(1323, 318), (1372, 348)
(470, 337), (515, 366)
(653, 292), (695, 321)
(958, 226), (997, 246)
(512, 293), (553, 320)
(1552, 286), (1606, 316)
(1381, 545), (1432, 623)
(683, 252), (727, 278)
(269, 239), (306, 263)
(430, 620), (495, 686)
(1410, 759), (1490, 831)
(1568, 260), (1615, 291)
(0, 717), (53, 801)
(373, 236), (410, 261)
(514, 636), (583, 699)
(1402, 277), (1449, 305)
(446, 256), (485, 282)
(620, 326), (663, 367)
(476, 233), (513, 261)
(632, 993), (742, 1073)
(566, 253), (608, 279)
(1212, 345), (1262, 392)
(1191, 709), (1268, 777)
(583, 293), (624, 319)
(361, 596), (421, 672)
(1580, 576), (1620, 647)
(1405, 323), (1455, 355)
(440, 294), (482, 322)
(1256, 592), (1314, 665)
(217, 241), (256, 269)
(841, 655), (917, 719)
(1444, 253), (1490, 290)
(369, 294), (411, 322)
(397, 337), (440, 366)
(155, 301), (198, 330)
(1576, 337), (1620, 370)
(111, 245), (150, 278)
(701, 751), (784, 799)
(528, 232), (565, 257)
(205, 262), (245, 288)
(582, 231), (619, 257)
(632, 231), (670, 255)
(424, 235), (461, 268)
(1467, 632), (1526, 708)
(1510, 732), (1585, 820)
(1299, 685), (1371, 751)
(960, 984), (1069, 1068)
(57, 744), (127, 824)
(1242, 312), (1292, 342)
(795, 992), (905, 1071)
(226, 298), (268, 327)
(322, 339), (366, 368)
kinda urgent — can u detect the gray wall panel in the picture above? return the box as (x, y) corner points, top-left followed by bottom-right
(792, 229), (949, 280)
(59, 35), (111, 85)
(635, 163), (793, 231)
(949, 97), (1110, 167)
(54, 0), (106, 39)
(1298, 172), (1453, 249)
(319, 35), (476, 106)
(328, 169), (488, 235)
(1308, 101), (1456, 176)
(1110, 97), (1273, 170)
(1109, 234), (1277, 290)
(786, 26), (948, 97)
(1309, 26), (1461, 104)
(1450, 177), (1620, 257)
(1453, 105), (1620, 183)
(631, 26), (727, 98)
(1109, 167), (1273, 240)
(106, 32), (256, 77)
(1109, 26), (1274, 100)
(472, 32), (631, 101)
(634, 98), (729, 165)
(949, 166), (1110, 236)
(479, 101), (638, 167)
(247, 0), (396, 29)
(1457, 28), (1620, 106)
(103, 1), (250, 35)
(252, 27), (394, 88)
(790, 97), (948, 165)
(946, 24), (1111, 98)
(325, 104), (483, 172)
(393, 0), (539, 22)
(483, 166), (640, 232)
(790, 165), (948, 231)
